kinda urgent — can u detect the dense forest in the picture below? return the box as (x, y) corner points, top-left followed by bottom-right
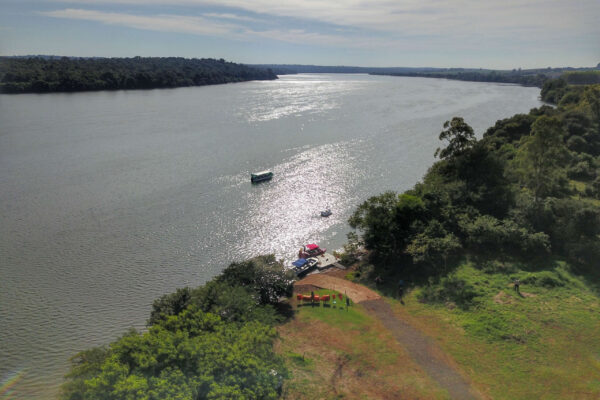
(349, 78), (600, 298)
(0, 57), (277, 94)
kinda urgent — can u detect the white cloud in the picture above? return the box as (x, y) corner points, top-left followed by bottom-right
(201, 12), (262, 23)
(39, 1), (600, 57)
(40, 8), (389, 48)
(50, 0), (600, 37)
(40, 9), (240, 37)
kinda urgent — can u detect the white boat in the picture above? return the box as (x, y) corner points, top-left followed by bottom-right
(251, 170), (273, 183)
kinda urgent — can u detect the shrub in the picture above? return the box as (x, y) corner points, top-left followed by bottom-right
(520, 271), (567, 288)
(417, 276), (479, 309)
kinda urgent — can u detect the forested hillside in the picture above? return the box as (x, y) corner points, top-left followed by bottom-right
(0, 57), (277, 94)
(350, 78), (600, 294)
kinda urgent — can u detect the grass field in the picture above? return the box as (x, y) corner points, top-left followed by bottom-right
(393, 262), (600, 399)
(277, 262), (600, 399)
(276, 289), (451, 399)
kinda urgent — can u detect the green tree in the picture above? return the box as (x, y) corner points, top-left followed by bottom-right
(435, 117), (476, 159)
(406, 220), (461, 273)
(515, 116), (569, 201)
(148, 287), (192, 326)
(216, 255), (294, 305)
(349, 192), (427, 263)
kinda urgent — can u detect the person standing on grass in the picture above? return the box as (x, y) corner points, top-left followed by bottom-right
(514, 279), (520, 294)
(398, 279), (405, 298)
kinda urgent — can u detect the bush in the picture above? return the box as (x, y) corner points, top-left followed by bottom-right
(462, 215), (550, 258)
(417, 276), (479, 309)
(520, 271), (567, 288)
(478, 260), (518, 274)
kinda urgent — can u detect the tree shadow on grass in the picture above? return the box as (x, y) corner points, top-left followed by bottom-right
(273, 302), (295, 323)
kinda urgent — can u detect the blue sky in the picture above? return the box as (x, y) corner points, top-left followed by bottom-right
(1, 0), (598, 68)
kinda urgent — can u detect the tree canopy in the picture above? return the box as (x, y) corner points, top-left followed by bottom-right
(0, 57), (277, 94)
(349, 80), (600, 281)
(435, 117), (476, 159)
(61, 255), (293, 400)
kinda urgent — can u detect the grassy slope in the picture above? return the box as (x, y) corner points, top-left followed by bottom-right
(398, 262), (600, 399)
(277, 266), (600, 399)
(276, 289), (450, 400)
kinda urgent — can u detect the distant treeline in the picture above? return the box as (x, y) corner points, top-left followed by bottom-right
(563, 70), (600, 85)
(251, 64), (447, 75)
(0, 57), (277, 94)
(371, 70), (550, 87)
(252, 64), (600, 86)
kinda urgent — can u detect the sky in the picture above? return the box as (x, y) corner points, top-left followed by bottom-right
(1, 0), (599, 69)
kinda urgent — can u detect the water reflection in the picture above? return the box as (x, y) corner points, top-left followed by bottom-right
(240, 139), (369, 262)
(240, 76), (365, 122)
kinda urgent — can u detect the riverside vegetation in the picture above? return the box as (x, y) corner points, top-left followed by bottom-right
(61, 77), (600, 399)
(333, 77), (600, 398)
(61, 256), (295, 400)
(0, 57), (277, 93)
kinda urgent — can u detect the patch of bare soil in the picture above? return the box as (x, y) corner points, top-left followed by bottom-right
(295, 274), (381, 303)
(494, 291), (515, 304)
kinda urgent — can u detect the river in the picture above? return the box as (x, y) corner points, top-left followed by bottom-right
(0, 74), (541, 399)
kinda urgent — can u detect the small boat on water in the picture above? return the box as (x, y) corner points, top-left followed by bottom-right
(298, 243), (326, 259)
(251, 170), (273, 183)
(291, 257), (318, 277)
(320, 209), (332, 217)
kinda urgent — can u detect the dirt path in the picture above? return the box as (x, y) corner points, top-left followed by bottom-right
(297, 273), (480, 400)
(296, 274), (381, 302)
(362, 299), (479, 400)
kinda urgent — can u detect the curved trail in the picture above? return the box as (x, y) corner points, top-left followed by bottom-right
(296, 274), (480, 400)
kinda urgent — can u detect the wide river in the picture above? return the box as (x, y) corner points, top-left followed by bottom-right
(0, 74), (541, 399)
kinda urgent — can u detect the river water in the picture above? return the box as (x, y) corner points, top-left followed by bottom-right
(0, 74), (541, 399)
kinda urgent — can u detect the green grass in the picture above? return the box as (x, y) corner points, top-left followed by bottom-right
(277, 289), (450, 399)
(395, 261), (600, 399)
